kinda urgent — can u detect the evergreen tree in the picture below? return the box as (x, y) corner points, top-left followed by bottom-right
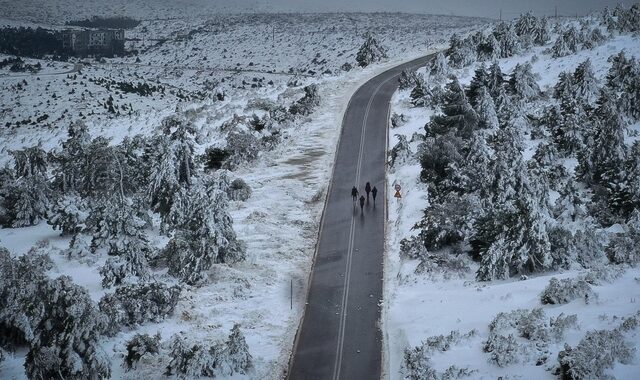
(605, 141), (640, 219)
(0, 248), (53, 349)
(11, 146), (47, 178)
(4, 174), (51, 228)
(163, 116), (196, 186)
(86, 197), (154, 286)
(493, 22), (521, 58)
(52, 121), (91, 194)
(476, 32), (501, 61)
(550, 26), (579, 58)
(605, 51), (640, 120)
(446, 33), (475, 68)
(467, 62), (489, 106)
(355, 32), (387, 67)
(428, 77), (479, 138)
(99, 283), (180, 336)
(24, 276), (110, 380)
(573, 59), (599, 104)
(487, 122), (527, 205)
(459, 132), (493, 195)
(409, 78), (428, 107)
(487, 61), (505, 98)
(476, 175), (552, 281)
(514, 12), (538, 49)
(164, 184), (245, 285)
(507, 62), (540, 100)
(553, 71), (574, 101)
(493, 85), (512, 118)
(47, 194), (89, 235)
(148, 137), (180, 220)
(475, 86), (499, 130)
(219, 324), (253, 376)
(605, 51), (635, 91)
(428, 52), (449, 82)
(578, 89), (627, 186)
(554, 97), (589, 155)
(553, 179), (587, 223)
(534, 17), (551, 45)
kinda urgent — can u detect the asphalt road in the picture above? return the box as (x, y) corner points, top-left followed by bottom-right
(287, 53), (436, 380)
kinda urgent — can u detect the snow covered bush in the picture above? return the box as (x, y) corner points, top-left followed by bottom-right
(355, 32), (387, 67)
(423, 330), (477, 354)
(483, 334), (521, 367)
(165, 324), (252, 378)
(99, 283), (180, 336)
(414, 249), (471, 279)
(539, 277), (594, 305)
(24, 276), (110, 380)
(289, 84), (320, 116)
(224, 130), (260, 170)
(398, 69), (419, 90)
(399, 236), (428, 260)
(389, 135), (414, 169)
(484, 308), (560, 367)
(556, 329), (635, 380)
(47, 194), (89, 235)
(403, 343), (476, 380)
(391, 113), (407, 129)
(227, 178), (252, 202)
(606, 212), (640, 265)
(550, 314), (579, 342)
(124, 333), (161, 370)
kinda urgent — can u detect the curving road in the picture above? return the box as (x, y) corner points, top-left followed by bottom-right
(287, 53), (437, 380)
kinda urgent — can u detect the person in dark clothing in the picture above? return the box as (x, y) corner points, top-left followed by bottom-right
(365, 182), (372, 201)
(359, 195), (365, 212)
(351, 186), (359, 203)
(372, 186), (378, 203)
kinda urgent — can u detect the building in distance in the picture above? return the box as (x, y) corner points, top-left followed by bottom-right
(59, 29), (125, 57)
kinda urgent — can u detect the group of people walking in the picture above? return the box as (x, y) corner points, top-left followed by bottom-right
(351, 182), (377, 212)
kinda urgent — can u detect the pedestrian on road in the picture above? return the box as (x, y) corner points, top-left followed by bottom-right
(372, 186), (378, 203)
(351, 186), (359, 203)
(365, 182), (372, 202)
(359, 195), (365, 213)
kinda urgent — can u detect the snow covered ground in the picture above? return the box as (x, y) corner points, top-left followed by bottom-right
(0, 9), (486, 380)
(385, 13), (640, 380)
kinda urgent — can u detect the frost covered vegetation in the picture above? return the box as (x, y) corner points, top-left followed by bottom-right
(0, 5), (486, 379)
(389, 4), (640, 379)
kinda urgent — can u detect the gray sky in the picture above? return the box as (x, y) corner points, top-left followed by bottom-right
(234, 0), (637, 19)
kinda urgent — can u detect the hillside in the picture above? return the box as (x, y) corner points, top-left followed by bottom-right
(385, 5), (640, 379)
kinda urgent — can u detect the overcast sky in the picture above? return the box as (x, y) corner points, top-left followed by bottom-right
(234, 0), (636, 19)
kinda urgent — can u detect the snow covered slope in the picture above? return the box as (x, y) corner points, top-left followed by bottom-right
(385, 7), (640, 380)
